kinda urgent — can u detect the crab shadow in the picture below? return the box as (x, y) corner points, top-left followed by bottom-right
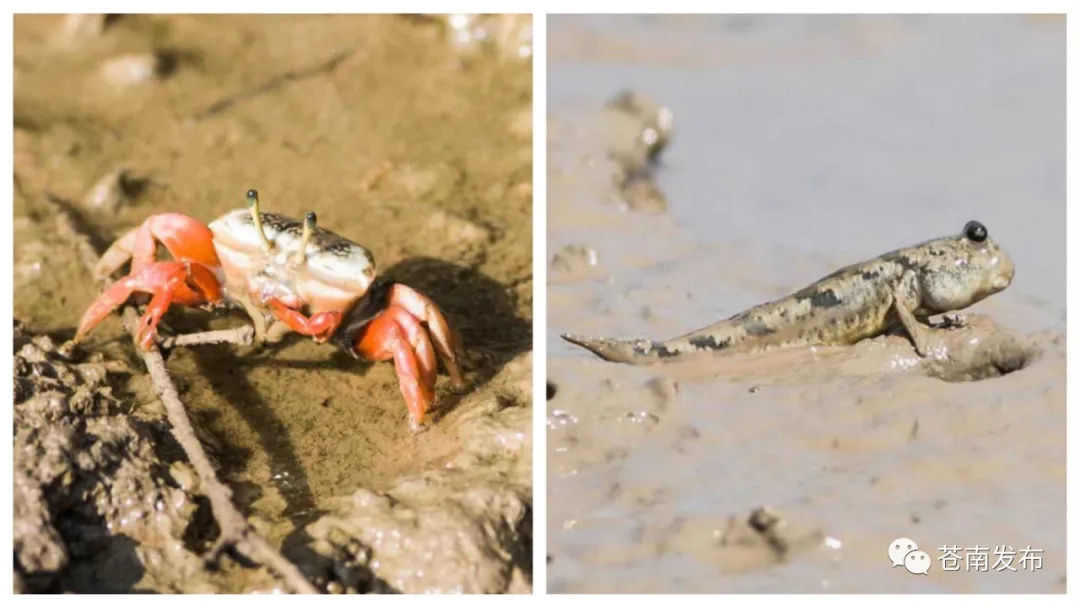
(243, 257), (531, 412)
(187, 344), (321, 522)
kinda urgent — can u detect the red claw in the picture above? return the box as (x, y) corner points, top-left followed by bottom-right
(76, 261), (187, 348)
(353, 305), (439, 431)
(386, 284), (465, 389)
(95, 213), (220, 280)
(268, 299), (343, 342)
(78, 213), (223, 348)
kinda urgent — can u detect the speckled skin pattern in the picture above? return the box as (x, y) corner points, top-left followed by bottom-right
(563, 221), (1015, 364)
(225, 210), (374, 263)
(210, 209), (376, 285)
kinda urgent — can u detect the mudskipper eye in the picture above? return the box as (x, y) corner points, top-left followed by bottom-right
(963, 220), (987, 242)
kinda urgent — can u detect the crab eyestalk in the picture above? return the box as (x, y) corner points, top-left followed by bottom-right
(246, 188), (273, 251)
(296, 211), (316, 265)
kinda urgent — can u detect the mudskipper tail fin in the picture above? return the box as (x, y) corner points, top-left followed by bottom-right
(561, 333), (678, 365)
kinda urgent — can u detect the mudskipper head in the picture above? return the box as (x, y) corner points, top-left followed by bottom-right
(918, 220), (1015, 312)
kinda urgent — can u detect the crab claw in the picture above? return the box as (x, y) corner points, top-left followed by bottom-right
(94, 212), (220, 281)
(267, 299), (343, 343)
(76, 261), (183, 347)
(75, 260), (223, 349)
(353, 305), (439, 431)
(386, 284), (465, 390)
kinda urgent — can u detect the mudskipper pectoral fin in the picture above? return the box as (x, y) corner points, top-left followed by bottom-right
(892, 275), (933, 357)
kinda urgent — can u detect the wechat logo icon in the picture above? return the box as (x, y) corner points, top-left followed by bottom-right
(889, 537), (930, 574)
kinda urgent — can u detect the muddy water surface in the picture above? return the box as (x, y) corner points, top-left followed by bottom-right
(548, 15), (1064, 593)
(15, 14), (531, 593)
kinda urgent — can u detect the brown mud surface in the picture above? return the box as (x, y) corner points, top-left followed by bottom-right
(14, 14), (532, 593)
(548, 15), (1064, 593)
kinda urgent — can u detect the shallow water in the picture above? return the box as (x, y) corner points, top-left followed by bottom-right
(548, 14), (1064, 593)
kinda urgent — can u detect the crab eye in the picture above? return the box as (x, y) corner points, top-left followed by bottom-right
(963, 220), (987, 242)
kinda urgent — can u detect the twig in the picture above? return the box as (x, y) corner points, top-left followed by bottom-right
(193, 50), (352, 120)
(158, 325), (255, 349)
(120, 309), (317, 593)
(49, 196), (318, 593)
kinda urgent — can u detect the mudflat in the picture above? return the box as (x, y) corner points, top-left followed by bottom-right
(547, 14), (1064, 593)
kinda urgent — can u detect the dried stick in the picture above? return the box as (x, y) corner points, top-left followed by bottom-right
(158, 325), (255, 349)
(193, 49), (352, 120)
(121, 309), (316, 594)
(48, 194), (317, 594)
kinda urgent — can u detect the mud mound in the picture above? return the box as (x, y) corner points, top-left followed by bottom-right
(14, 321), (213, 593)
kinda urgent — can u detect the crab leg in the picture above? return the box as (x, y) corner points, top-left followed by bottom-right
(353, 305), (439, 430)
(267, 299), (342, 341)
(76, 261), (189, 348)
(94, 213), (221, 280)
(386, 284), (465, 388)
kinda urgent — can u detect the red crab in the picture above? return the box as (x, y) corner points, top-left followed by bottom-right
(75, 189), (465, 431)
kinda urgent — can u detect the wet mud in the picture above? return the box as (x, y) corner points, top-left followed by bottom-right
(548, 15), (1064, 593)
(14, 14), (532, 593)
